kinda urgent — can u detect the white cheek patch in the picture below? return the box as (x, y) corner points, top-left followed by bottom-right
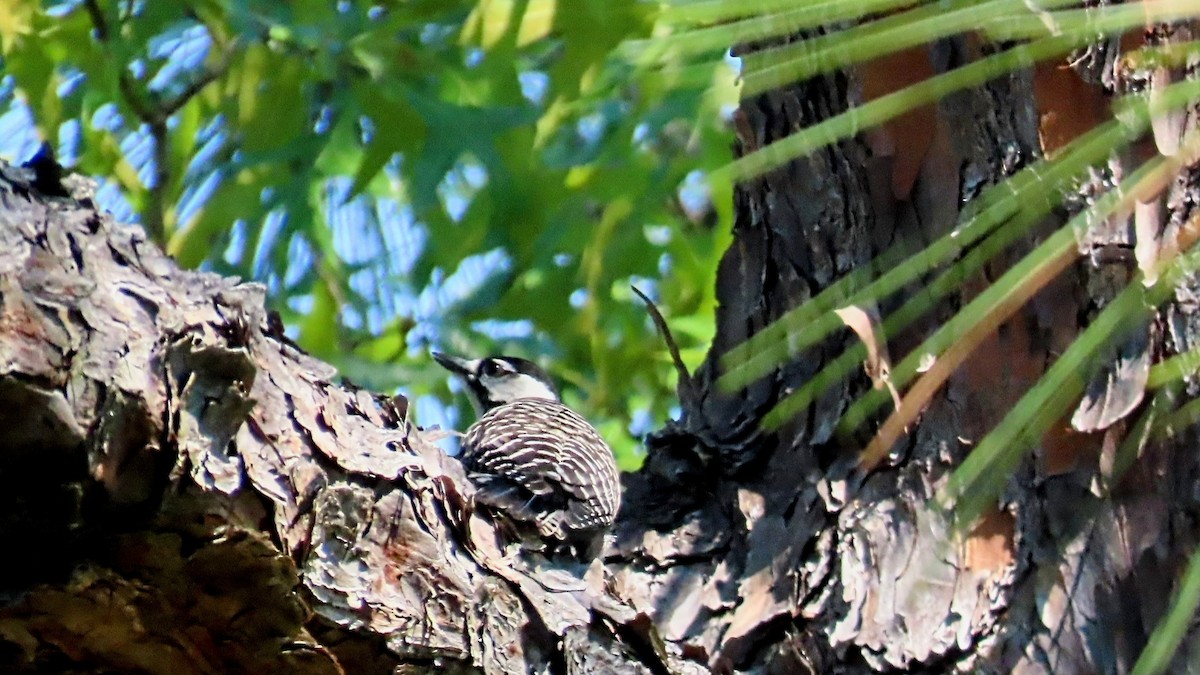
(485, 374), (558, 403)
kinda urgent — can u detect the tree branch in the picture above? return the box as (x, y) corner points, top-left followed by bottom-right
(0, 161), (695, 673)
(81, 0), (236, 244)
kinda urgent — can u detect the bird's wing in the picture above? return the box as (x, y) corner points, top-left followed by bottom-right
(461, 399), (620, 528)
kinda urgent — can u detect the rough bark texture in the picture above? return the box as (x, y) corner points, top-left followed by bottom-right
(0, 165), (684, 674)
(2, 32), (1200, 675)
(608, 32), (1200, 675)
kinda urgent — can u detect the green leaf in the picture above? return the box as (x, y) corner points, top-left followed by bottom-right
(298, 276), (340, 358)
(235, 45), (310, 154)
(349, 82), (427, 196)
(6, 29), (57, 133)
(0, 0), (37, 53)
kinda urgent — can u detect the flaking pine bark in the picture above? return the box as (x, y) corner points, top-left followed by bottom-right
(0, 163), (682, 674)
(3, 39), (1200, 675)
(622, 35), (1200, 673)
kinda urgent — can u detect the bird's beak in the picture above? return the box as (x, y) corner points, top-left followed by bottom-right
(432, 351), (477, 377)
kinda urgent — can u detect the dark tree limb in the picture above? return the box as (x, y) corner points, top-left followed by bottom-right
(0, 161), (692, 674)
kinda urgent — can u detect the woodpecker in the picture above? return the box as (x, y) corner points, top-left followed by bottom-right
(433, 352), (621, 554)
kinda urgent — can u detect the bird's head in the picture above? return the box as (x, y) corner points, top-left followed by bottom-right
(433, 352), (560, 414)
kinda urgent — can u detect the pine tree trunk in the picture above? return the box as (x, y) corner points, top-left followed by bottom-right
(610, 33), (1200, 674)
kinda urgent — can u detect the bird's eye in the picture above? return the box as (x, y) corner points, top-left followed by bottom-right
(482, 360), (509, 378)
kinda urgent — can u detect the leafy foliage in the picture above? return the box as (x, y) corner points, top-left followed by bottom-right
(0, 0), (737, 467)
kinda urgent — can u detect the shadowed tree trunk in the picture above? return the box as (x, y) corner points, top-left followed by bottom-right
(611, 31), (1200, 674)
(2, 31), (1200, 674)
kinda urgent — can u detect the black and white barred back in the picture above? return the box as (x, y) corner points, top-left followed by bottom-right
(462, 398), (620, 542)
(432, 352), (621, 549)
